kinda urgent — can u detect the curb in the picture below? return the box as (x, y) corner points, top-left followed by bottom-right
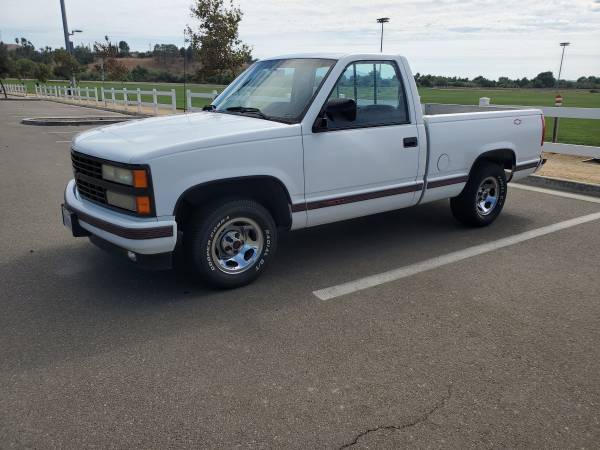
(21, 116), (135, 126)
(514, 174), (600, 198)
(1, 96), (41, 101)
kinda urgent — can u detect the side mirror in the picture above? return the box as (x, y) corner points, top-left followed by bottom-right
(312, 98), (357, 132)
(312, 116), (328, 132)
(325, 98), (357, 122)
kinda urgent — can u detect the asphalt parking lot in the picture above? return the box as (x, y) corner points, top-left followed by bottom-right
(1, 99), (600, 449)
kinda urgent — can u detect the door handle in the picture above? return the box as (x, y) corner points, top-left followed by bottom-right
(403, 137), (418, 148)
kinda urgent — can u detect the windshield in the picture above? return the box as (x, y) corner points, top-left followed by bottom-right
(211, 58), (336, 123)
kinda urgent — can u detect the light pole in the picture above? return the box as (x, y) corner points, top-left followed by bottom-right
(377, 17), (390, 53)
(552, 42), (570, 142)
(556, 42), (570, 86)
(59, 0), (82, 87)
(183, 29), (189, 113)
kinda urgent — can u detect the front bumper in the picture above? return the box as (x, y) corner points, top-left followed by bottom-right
(63, 179), (177, 265)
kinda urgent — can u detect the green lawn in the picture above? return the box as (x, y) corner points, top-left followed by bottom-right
(8, 79), (600, 146)
(418, 87), (600, 108)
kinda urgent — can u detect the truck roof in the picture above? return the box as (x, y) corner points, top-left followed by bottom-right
(262, 52), (404, 61)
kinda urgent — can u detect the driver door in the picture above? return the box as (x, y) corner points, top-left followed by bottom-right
(302, 60), (422, 226)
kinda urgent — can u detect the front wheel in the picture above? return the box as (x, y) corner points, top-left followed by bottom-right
(450, 162), (507, 227)
(185, 199), (277, 288)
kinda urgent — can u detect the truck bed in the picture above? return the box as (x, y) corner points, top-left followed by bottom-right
(418, 103), (543, 204)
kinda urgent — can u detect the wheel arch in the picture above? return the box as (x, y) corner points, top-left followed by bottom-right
(469, 148), (516, 179)
(173, 175), (293, 230)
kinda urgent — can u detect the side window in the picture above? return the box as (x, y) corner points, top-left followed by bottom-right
(326, 61), (409, 130)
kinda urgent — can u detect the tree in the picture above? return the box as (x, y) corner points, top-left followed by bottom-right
(153, 44), (179, 65)
(34, 63), (52, 83)
(15, 58), (37, 79)
(472, 75), (495, 88)
(0, 42), (14, 98)
(187, 0), (252, 83)
(118, 41), (130, 57)
(129, 65), (151, 81)
(52, 49), (83, 80)
(73, 44), (94, 65)
(532, 71), (555, 88)
(14, 37), (36, 60)
(94, 37), (128, 80)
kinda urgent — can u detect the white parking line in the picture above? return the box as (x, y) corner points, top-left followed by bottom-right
(510, 183), (600, 204)
(48, 131), (78, 134)
(313, 211), (600, 300)
(56, 140), (72, 143)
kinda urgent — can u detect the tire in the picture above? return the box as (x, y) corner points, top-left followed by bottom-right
(184, 199), (277, 288)
(450, 162), (507, 227)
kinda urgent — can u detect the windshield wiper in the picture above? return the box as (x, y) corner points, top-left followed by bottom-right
(225, 106), (269, 119)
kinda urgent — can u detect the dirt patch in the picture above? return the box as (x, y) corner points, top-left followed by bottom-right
(538, 152), (600, 185)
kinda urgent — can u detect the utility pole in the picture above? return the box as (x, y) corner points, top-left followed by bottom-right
(556, 42), (570, 85)
(59, 0), (71, 55)
(59, 0), (81, 88)
(552, 42), (570, 142)
(377, 17), (390, 53)
(183, 29), (188, 113)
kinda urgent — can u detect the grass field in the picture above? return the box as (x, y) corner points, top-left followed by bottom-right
(8, 79), (600, 146)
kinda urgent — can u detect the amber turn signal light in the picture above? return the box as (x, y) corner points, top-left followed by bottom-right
(136, 196), (151, 215)
(133, 169), (148, 188)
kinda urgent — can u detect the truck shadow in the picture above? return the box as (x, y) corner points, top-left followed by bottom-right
(1, 200), (533, 371)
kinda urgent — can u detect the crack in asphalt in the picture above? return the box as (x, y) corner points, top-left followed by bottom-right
(338, 384), (453, 449)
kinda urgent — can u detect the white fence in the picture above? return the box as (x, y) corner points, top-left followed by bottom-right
(35, 85), (98, 103)
(35, 84), (179, 114)
(4, 83), (27, 96)
(100, 87), (177, 114)
(186, 89), (218, 112)
(530, 105), (600, 159)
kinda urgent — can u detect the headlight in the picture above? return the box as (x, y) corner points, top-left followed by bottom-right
(102, 164), (133, 185)
(101, 163), (151, 214)
(106, 191), (136, 211)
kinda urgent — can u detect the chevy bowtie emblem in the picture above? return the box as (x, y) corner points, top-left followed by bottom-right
(514, 119), (522, 125)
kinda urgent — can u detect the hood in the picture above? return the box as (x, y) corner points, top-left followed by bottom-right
(72, 112), (300, 163)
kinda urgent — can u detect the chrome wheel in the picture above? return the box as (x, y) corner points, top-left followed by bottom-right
(210, 217), (264, 274)
(476, 176), (499, 216)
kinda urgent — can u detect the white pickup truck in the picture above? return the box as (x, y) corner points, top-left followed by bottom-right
(62, 53), (545, 287)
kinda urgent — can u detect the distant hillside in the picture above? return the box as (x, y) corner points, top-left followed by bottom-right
(88, 57), (202, 75)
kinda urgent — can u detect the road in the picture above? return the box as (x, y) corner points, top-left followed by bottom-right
(1, 99), (599, 449)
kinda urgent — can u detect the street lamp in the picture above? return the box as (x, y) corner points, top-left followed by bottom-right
(377, 17), (390, 53)
(59, 0), (82, 86)
(556, 42), (570, 87)
(183, 29), (189, 113)
(552, 42), (571, 142)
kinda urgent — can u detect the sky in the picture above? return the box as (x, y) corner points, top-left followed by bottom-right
(1, 0), (599, 80)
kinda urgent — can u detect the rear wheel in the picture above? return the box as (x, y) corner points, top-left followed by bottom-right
(185, 199), (277, 288)
(450, 162), (507, 227)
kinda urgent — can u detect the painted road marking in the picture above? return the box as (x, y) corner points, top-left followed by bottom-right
(48, 131), (79, 134)
(56, 140), (72, 143)
(510, 183), (600, 204)
(313, 211), (600, 300)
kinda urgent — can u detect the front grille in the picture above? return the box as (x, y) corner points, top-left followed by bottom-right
(72, 152), (107, 205)
(72, 152), (102, 179)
